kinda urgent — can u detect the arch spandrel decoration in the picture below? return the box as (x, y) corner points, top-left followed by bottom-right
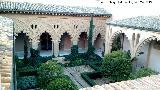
(13, 19), (31, 36)
(93, 20), (106, 40)
(57, 20), (74, 38)
(2, 14), (107, 46)
(36, 25), (56, 40)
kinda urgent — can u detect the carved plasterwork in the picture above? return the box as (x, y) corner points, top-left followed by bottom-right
(0, 14), (107, 51)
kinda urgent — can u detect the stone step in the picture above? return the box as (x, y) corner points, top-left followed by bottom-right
(2, 83), (10, 90)
(1, 77), (11, 83)
(1, 72), (11, 77)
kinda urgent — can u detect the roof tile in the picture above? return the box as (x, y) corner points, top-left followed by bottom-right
(0, 1), (111, 16)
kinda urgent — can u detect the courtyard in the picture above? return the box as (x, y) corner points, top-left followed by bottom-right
(0, 1), (160, 90)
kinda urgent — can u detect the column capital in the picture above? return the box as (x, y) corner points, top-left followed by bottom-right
(31, 41), (39, 50)
(52, 39), (60, 43)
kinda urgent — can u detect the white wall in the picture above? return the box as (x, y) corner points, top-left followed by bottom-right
(123, 35), (131, 52)
(149, 43), (160, 72)
(136, 42), (149, 68)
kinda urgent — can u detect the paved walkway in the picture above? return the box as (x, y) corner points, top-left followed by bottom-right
(64, 65), (94, 89)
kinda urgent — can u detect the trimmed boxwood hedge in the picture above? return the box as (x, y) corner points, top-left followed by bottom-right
(88, 62), (101, 71)
(89, 64), (100, 71)
(81, 72), (96, 86)
(17, 76), (38, 90)
(18, 70), (37, 77)
(17, 66), (38, 77)
(81, 71), (102, 86)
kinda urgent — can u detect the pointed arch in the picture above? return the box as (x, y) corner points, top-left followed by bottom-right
(59, 32), (72, 56)
(78, 32), (88, 53)
(109, 31), (132, 53)
(94, 33), (104, 56)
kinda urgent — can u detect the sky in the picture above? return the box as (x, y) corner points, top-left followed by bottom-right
(2, 0), (160, 20)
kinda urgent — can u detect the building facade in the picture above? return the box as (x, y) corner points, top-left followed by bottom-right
(1, 1), (160, 90)
(105, 16), (160, 73)
(0, 1), (111, 58)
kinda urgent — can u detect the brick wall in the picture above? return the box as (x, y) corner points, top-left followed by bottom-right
(0, 16), (13, 90)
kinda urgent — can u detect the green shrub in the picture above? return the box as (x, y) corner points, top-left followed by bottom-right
(15, 55), (25, 68)
(86, 46), (95, 56)
(17, 66), (38, 77)
(67, 58), (84, 67)
(101, 50), (132, 82)
(71, 45), (78, 55)
(81, 72), (97, 86)
(64, 54), (78, 61)
(30, 48), (40, 58)
(65, 45), (79, 61)
(17, 76), (38, 90)
(37, 60), (64, 88)
(65, 48), (102, 64)
(129, 68), (157, 79)
(28, 56), (52, 66)
(46, 77), (78, 90)
(111, 34), (121, 52)
(89, 63), (101, 71)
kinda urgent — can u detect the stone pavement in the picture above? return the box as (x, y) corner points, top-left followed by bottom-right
(64, 65), (94, 89)
(80, 74), (160, 90)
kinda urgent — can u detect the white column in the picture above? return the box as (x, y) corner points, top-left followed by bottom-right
(54, 40), (59, 57)
(146, 42), (152, 67)
(92, 39), (95, 46)
(32, 40), (39, 50)
(52, 41), (54, 56)
(104, 41), (110, 54)
(72, 40), (78, 45)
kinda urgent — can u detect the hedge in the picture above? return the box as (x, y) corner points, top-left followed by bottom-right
(46, 77), (78, 90)
(17, 76), (38, 90)
(81, 72), (99, 86)
(87, 60), (102, 71)
(17, 66), (38, 77)
(89, 64), (100, 71)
